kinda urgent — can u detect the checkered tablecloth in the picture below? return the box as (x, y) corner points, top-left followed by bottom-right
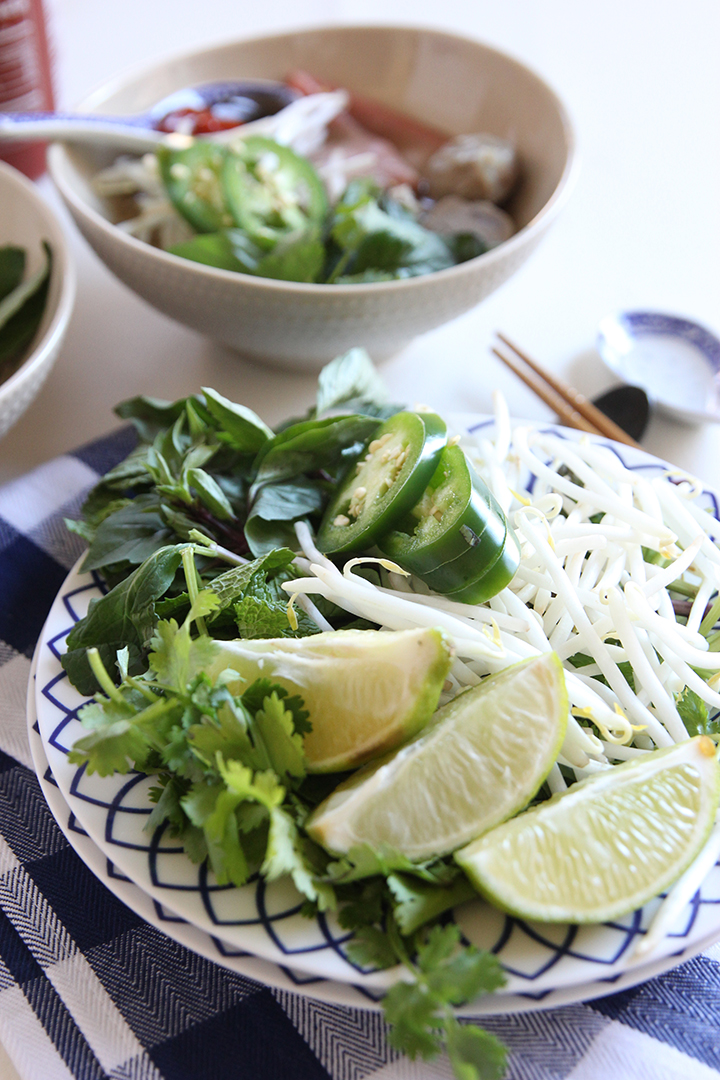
(1, 428), (720, 1080)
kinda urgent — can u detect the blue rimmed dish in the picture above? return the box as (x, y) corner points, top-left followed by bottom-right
(597, 311), (720, 425)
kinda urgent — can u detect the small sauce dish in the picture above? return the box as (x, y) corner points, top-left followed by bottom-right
(597, 311), (720, 425)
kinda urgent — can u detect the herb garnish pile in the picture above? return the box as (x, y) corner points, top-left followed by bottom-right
(63, 348), (509, 1080)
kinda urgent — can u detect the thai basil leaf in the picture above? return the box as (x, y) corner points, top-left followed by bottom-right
(252, 415), (380, 488)
(249, 478), (325, 522)
(315, 347), (389, 416)
(201, 387), (272, 452)
(80, 493), (173, 571)
(115, 395), (191, 443)
(244, 515), (305, 558)
(169, 230), (260, 273)
(186, 468), (235, 520)
(62, 546), (184, 694)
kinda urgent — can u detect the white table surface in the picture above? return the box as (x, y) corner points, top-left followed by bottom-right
(0, 5), (718, 1079)
(1, 0), (719, 490)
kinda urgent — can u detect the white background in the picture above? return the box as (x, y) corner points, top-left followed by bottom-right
(1, 0), (719, 488)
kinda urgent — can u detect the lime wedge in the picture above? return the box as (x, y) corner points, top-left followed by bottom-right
(307, 652), (568, 859)
(208, 627), (453, 773)
(456, 735), (720, 923)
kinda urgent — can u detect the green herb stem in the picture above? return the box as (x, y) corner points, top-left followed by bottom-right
(86, 648), (127, 707)
(181, 545), (207, 635)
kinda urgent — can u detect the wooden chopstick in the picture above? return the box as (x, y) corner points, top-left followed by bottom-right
(494, 333), (641, 448)
(491, 345), (602, 435)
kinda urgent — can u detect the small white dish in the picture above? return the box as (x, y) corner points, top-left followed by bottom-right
(597, 311), (720, 425)
(0, 161), (76, 439)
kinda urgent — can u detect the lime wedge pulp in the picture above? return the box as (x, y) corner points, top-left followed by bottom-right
(208, 627), (453, 773)
(456, 735), (720, 923)
(307, 652), (568, 860)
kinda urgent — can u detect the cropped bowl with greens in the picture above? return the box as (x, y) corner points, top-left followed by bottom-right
(0, 160), (75, 439)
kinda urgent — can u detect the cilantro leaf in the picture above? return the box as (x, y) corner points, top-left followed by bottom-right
(262, 806), (332, 907)
(345, 925), (398, 971)
(418, 926), (505, 1003)
(444, 1018), (508, 1080)
(241, 679), (311, 736)
(388, 872), (476, 936)
(253, 691), (306, 784)
(186, 698), (258, 772)
(69, 693), (181, 776)
(148, 600), (220, 692)
(327, 843), (459, 885)
(676, 686), (718, 737)
(383, 981), (443, 1059)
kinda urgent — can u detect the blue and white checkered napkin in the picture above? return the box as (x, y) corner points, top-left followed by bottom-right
(1, 429), (720, 1080)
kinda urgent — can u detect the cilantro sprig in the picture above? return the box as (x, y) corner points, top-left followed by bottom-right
(61, 351), (513, 1079)
(66, 549), (510, 1077)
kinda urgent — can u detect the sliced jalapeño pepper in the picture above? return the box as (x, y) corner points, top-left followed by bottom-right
(380, 443), (520, 601)
(442, 529), (521, 604)
(157, 141), (231, 233)
(317, 411), (447, 555)
(221, 136), (328, 251)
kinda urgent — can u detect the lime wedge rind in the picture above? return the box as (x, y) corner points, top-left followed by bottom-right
(456, 735), (720, 924)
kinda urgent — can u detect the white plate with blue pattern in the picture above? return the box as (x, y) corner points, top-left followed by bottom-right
(33, 420), (720, 996)
(28, 649), (720, 1014)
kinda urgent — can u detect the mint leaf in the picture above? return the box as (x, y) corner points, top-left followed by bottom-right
(206, 549), (295, 611)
